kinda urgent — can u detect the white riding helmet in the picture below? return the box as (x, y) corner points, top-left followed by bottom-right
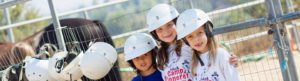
(1, 66), (10, 81)
(48, 51), (83, 80)
(60, 51), (84, 80)
(176, 9), (212, 40)
(24, 58), (56, 81)
(124, 33), (157, 61)
(80, 42), (117, 80)
(146, 4), (179, 32)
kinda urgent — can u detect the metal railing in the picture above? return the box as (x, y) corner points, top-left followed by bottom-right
(0, 0), (300, 81)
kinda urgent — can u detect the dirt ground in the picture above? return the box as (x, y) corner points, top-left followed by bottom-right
(118, 50), (300, 81)
(237, 51), (300, 81)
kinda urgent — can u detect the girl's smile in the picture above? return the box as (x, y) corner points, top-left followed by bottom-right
(155, 21), (177, 43)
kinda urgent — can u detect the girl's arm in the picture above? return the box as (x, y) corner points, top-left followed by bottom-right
(229, 54), (239, 67)
(220, 41), (239, 67)
(218, 48), (241, 81)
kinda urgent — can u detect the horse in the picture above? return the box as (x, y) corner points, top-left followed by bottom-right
(0, 42), (35, 81)
(1, 18), (121, 81)
(0, 42), (35, 71)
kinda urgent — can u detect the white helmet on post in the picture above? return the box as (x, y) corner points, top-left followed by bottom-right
(124, 33), (157, 61)
(176, 9), (212, 40)
(146, 4), (179, 32)
(48, 51), (83, 80)
(80, 42), (117, 80)
(25, 58), (56, 81)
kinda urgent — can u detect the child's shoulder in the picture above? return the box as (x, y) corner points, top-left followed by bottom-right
(216, 48), (231, 59)
(132, 75), (142, 81)
(217, 48), (229, 53)
(181, 43), (193, 52)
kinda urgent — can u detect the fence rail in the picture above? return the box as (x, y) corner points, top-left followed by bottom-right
(0, 0), (300, 81)
(0, 0), (31, 9)
(0, 0), (128, 31)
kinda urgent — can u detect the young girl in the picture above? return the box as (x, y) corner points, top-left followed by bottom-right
(146, 4), (239, 81)
(124, 33), (163, 81)
(176, 9), (240, 81)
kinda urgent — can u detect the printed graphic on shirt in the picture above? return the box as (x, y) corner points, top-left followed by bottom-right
(161, 44), (193, 81)
(194, 65), (222, 81)
(163, 59), (192, 81)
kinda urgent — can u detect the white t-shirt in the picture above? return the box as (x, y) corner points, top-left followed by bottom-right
(193, 48), (240, 81)
(160, 44), (194, 81)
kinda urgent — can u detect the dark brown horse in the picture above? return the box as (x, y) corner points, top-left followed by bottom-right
(1, 18), (121, 81)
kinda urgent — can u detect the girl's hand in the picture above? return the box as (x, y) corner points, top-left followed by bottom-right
(229, 54), (239, 68)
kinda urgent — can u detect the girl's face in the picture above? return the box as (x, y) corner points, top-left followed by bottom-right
(155, 21), (177, 44)
(132, 52), (153, 72)
(185, 26), (209, 53)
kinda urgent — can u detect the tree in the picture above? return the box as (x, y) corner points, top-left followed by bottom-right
(0, 4), (47, 42)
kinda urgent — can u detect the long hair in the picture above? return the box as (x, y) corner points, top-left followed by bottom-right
(149, 18), (183, 70)
(186, 23), (218, 76)
(127, 48), (158, 74)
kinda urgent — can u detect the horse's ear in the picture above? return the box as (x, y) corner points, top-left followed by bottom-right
(22, 30), (45, 49)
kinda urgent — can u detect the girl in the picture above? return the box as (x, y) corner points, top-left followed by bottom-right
(176, 9), (240, 81)
(146, 4), (239, 81)
(124, 33), (163, 81)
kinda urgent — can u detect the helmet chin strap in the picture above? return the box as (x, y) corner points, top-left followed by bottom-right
(184, 39), (204, 66)
(195, 51), (205, 66)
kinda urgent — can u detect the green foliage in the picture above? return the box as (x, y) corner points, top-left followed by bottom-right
(294, 0), (300, 11)
(0, 4), (47, 42)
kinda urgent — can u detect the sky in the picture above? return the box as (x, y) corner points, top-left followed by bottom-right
(25, 0), (99, 16)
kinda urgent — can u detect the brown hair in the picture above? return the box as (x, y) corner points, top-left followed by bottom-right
(153, 38), (182, 70)
(150, 19), (183, 70)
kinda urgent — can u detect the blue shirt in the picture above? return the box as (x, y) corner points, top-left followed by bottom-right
(132, 70), (163, 81)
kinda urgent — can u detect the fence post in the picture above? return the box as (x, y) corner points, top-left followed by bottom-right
(286, 0), (300, 51)
(187, 0), (193, 8)
(266, 0), (299, 81)
(48, 0), (67, 51)
(83, 11), (90, 19)
(169, 0), (172, 5)
(2, 0), (14, 43)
